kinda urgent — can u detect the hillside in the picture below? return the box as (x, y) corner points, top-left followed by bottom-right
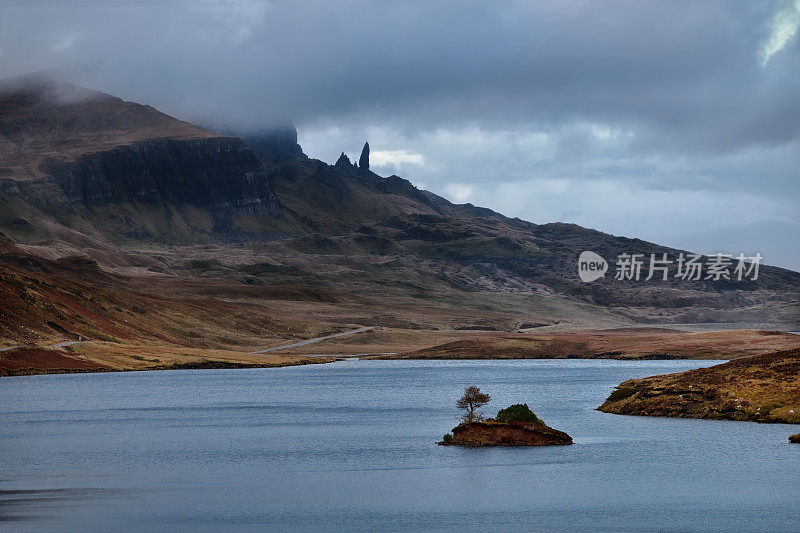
(0, 75), (798, 354)
(0, 231), (351, 347)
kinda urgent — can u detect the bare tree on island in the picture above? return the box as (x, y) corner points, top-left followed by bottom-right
(457, 386), (491, 423)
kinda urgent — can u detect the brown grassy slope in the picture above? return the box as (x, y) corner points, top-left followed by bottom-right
(0, 254), (353, 349)
(0, 343), (339, 377)
(383, 329), (800, 360)
(0, 347), (108, 375)
(598, 349), (800, 423)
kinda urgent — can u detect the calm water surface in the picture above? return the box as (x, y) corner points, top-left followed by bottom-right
(2, 359), (799, 532)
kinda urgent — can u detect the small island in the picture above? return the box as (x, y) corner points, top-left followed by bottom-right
(439, 387), (573, 446)
(790, 434), (800, 444)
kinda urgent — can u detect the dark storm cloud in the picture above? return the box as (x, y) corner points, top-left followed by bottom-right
(3, 1), (797, 145)
(1, 0), (799, 268)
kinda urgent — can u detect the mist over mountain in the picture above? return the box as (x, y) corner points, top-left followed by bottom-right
(2, 1), (798, 269)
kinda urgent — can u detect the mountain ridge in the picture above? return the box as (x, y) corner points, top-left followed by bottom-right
(0, 77), (798, 337)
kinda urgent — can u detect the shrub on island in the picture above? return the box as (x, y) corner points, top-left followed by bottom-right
(495, 403), (545, 425)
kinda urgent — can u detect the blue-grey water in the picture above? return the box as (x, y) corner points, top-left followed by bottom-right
(2, 359), (799, 532)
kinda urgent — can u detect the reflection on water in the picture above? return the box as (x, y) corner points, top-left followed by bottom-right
(2, 359), (799, 531)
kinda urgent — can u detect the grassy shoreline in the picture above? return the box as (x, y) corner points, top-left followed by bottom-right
(598, 348), (800, 424)
(0, 343), (342, 377)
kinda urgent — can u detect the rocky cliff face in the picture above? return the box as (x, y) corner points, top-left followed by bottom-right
(38, 136), (279, 216)
(244, 128), (306, 163)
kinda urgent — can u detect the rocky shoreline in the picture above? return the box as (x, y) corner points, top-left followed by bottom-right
(598, 348), (800, 424)
(439, 420), (573, 447)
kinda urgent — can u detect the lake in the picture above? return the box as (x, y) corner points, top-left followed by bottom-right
(2, 359), (799, 532)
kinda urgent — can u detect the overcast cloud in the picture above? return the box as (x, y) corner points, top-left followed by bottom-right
(1, 0), (799, 269)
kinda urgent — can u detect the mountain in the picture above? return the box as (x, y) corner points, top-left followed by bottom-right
(0, 76), (798, 350)
(0, 74), (279, 245)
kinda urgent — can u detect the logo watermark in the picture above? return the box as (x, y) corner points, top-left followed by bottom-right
(577, 251), (762, 283)
(577, 251), (608, 282)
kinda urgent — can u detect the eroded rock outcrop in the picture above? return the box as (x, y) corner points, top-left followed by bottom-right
(335, 152), (352, 168)
(439, 421), (573, 446)
(359, 141), (369, 170)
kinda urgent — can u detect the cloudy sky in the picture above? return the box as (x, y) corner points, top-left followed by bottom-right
(2, 0), (799, 269)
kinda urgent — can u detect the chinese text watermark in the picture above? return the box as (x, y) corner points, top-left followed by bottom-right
(578, 251), (762, 283)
